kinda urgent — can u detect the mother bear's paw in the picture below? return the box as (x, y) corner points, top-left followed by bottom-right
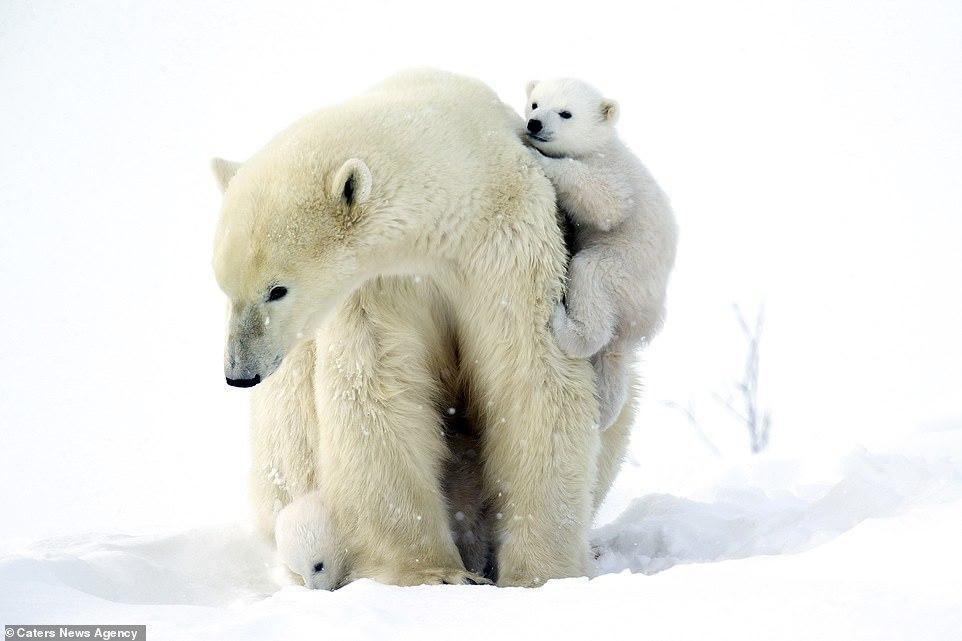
(497, 547), (589, 587)
(391, 567), (492, 587)
(497, 572), (549, 588)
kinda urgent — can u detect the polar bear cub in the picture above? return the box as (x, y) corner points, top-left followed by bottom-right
(276, 424), (491, 589)
(275, 491), (349, 590)
(524, 78), (678, 429)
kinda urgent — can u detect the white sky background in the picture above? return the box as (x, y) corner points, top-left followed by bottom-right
(0, 0), (959, 540)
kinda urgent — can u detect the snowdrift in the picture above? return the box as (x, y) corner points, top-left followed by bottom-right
(2, 429), (961, 641)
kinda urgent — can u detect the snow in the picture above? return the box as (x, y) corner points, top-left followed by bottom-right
(3, 426), (961, 640)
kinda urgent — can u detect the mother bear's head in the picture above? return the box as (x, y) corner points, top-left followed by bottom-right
(210, 151), (389, 388)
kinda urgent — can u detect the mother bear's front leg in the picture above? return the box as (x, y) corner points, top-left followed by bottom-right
(446, 204), (602, 586)
(457, 293), (600, 586)
(313, 278), (475, 586)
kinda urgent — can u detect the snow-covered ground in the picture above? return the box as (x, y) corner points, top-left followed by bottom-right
(3, 424), (960, 640)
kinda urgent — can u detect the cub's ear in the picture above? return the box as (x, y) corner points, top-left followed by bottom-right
(526, 80), (539, 97)
(601, 99), (620, 124)
(332, 158), (373, 207)
(210, 158), (241, 193)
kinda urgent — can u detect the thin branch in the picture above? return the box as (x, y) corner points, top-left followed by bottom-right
(663, 400), (722, 458)
(712, 392), (751, 426)
(717, 303), (772, 454)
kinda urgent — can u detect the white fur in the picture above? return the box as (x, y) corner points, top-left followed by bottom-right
(525, 79), (678, 429)
(212, 70), (636, 587)
(275, 427), (492, 589)
(275, 492), (349, 590)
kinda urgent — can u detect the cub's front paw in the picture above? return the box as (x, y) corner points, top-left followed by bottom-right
(535, 153), (566, 177)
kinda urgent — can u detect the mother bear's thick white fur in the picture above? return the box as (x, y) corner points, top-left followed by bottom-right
(212, 70), (635, 587)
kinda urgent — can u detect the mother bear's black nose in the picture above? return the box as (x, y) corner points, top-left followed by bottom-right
(527, 119), (542, 134)
(226, 374), (261, 388)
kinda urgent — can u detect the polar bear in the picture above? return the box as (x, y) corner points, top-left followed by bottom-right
(524, 78), (678, 429)
(211, 70), (635, 587)
(276, 414), (492, 589)
(277, 426), (490, 590)
(275, 491), (347, 590)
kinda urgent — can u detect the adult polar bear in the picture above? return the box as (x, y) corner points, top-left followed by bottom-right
(211, 70), (634, 587)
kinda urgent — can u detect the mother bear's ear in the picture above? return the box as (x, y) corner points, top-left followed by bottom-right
(210, 157), (242, 193)
(331, 158), (373, 207)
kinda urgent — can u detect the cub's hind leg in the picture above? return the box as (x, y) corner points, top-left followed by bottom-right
(592, 343), (632, 431)
(552, 247), (617, 359)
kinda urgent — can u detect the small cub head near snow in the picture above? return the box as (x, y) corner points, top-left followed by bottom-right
(275, 492), (346, 590)
(525, 78), (619, 157)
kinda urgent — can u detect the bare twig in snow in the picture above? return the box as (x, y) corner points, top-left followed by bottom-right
(662, 400), (722, 457)
(716, 304), (771, 454)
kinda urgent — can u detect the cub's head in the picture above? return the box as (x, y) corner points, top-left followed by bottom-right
(211, 152), (377, 388)
(275, 492), (348, 590)
(524, 78), (619, 157)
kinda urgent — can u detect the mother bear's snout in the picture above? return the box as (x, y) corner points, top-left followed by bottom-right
(226, 374), (262, 388)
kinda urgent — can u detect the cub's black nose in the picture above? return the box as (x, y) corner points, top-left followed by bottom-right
(527, 119), (543, 134)
(226, 374), (261, 388)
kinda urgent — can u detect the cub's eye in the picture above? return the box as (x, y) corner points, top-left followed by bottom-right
(267, 286), (288, 302)
(313, 562), (325, 573)
(531, 102), (538, 109)
(560, 111), (572, 119)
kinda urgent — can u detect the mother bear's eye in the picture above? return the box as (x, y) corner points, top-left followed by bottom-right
(531, 102), (537, 109)
(267, 286), (288, 302)
(313, 562), (325, 573)
(560, 111), (572, 119)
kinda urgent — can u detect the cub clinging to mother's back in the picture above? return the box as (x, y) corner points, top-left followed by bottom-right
(524, 78), (678, 429)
